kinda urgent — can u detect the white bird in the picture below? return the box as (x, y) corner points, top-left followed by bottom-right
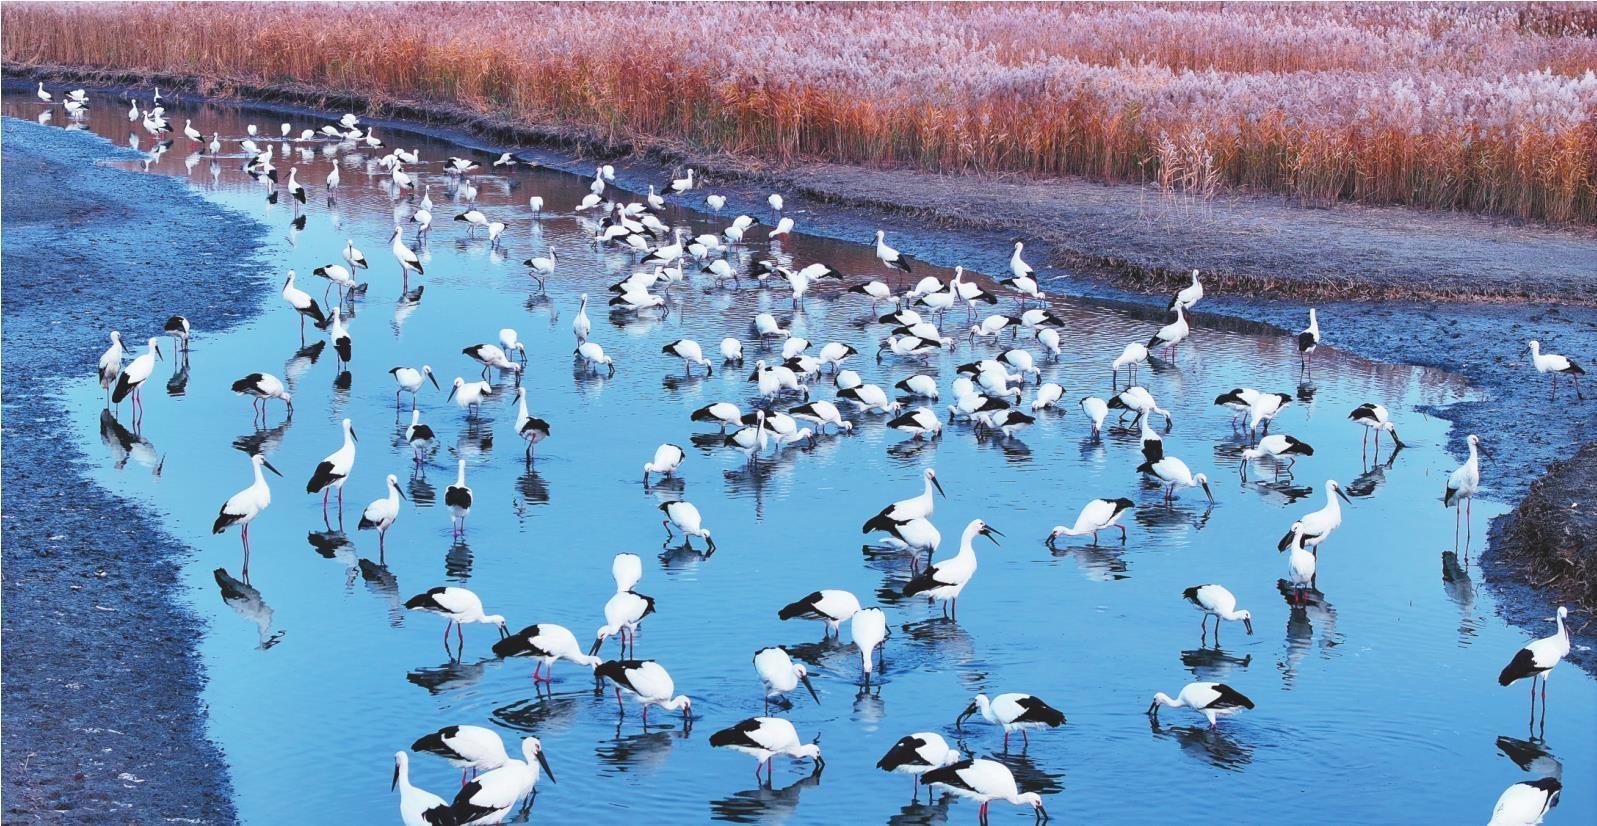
(285, 167), (306, 204)
(571, 293), (591, 340)
(895, 374), (940, 400)
(493, 152), (516, 167)
(956, 692), (1066, 749)
(455, 209), (490, 235)
(589, 587), (656, 658)
(777, 589), (861, 637)
(1298, 308), (1321, 372)
(1036, 326), (1062, 358)
(595, 659), (692, 723)
(36, 81), (52, 103)
(162, 314), (190, 353)
(862, 468), (946, 532)
(305, 417), (358, 516)
(667, 168), (695, 195)
(325, 164), (340, 198)
(313, 264), (359, 308)
(1213, 387), (1262, 427)
(1240, 433), (1314, 477)
(662, 339), (713, 375)
(789, 400), (853, 434)
(493, 623), (601, 683)
(1148, 682), (1255, 728)
(1182, 584), (1253, 641)
(754, 646), (819, 709)
(876, 733), (962, 798)
(96, 331), (125, 402)
(447, 377), (493, 416)
(705, 193), (726, 212)
(404, 586), (507, 649)
(575, 341), (615, 376)
(874, 230), (912, 273)
(448, 738), (555, 826)
(1445, 434), (1487, 546)
(391, 752), (453, 826)
(527, 195), (544, 214)
(690, 401), (744, 431)
(1529, 339), (1585, 398)
(410, 725), (509, 779)
(1079, 395), (1109, 435)
(444, 459), (473, 536)
(511, 387), (551, 460)
(463, 343), (522, 377)
(1276, 480), (1351, 555)
(389, 365), (441, 409)
(1031, 382), (1064, 411)
(1499, 606), (1571, 716)
(357, 474), (407, 554)
(643, 443), (685, 484)
(1047, 497), (1134, 546)
(709, 717), (822, 782)
(1245, 391), (1292, 435)
(497, 328), (526, 363)
(969, 314), (1019, 340)
(404, 409), (435, 462)
(182, 119), (201, 142)
(231, 372), (293, 419)
(660, 500), (715, 552)
(903, 519), (1002, 619)
(390, 226), (425, 289)
(887, 406), (943, 440)
(1139, 454), (1213, 503)
(922, 758), (1047, 821)
(720, 337), (744, 363)
(753, 312), (790, 338)
(852, 607), (888, 685)
(280, 270), (327, 337)
(1348, 402), (1405, 451)
(1283, 522), (1316, 597)
(770, 216), (795, 237)
(1111, 341), (1149, 384)
(1488, 777), (1562, 826)
(838, 383), (902, 414)
(1171, 269), (1203, 311)
(1147, 305), (1189, 359)
(211, 453), (283, 575)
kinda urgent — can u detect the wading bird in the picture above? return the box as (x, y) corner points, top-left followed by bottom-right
(1488, 777), (1561, 826)
(1348, 403), (1405, 452)
(1444, 433), (1487, 549)
(231, 372), (293, 420)
(1148, 681), (1254, 728)
(212, 453), (283, 577)
(1046, 498), (1134, 546)
(391, 752), (453, 826)
(448, 738), (554, 826)
(956, 692), (1066, 749)
(903, 519), (1002, 619)
(862, 468), (945, 533)
(357, 473), (407, 555)
(389, 365), (441, 409)
(660, 500), (715, 552)
(404, 586), (508, 651)
(305, 418), (358, 519)
(445, 459), (473, 536)
(921, 758), (1047, 822)
(709, 717), (823, 782)
(410, 725), (509, 784)
(1183, 584), (1253, 642)
(1528, 339), (1584, 399)
(1498, 606), (1570, 725)
(754, 646), (820, 710)
(877, 732), (962, 800)
(493, 623), (601, 683)
(595, 659), (692, 723)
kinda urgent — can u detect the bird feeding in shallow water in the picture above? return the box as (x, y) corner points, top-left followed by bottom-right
(1047, 498), (1134, 546)
(661, 339), (713, 376)
(1499, 606), (1570, 724)
(576, 341), (616, 376)
(643, 443), (685, 484)
(595, 659), (692, 724)
(1348, 403), (1405, 452)
(447, 377), (493, 417)
(659, 500), (715, 552)
(391, 752), (453, 826)
(1111, 341), (1150, 386)
(1183, 584), (1253, 643)
(903, 519), (1002, 620)
(754, 646), (820, 710)
(1444, 434), (1487, 551)
(589, 585), (656, 659)
(493, 623), (601, 683)
(305, 418), (357, 519)
(710, 717), (822, 782)
(1488, 777), (1561, 826)
(853, 607), (888, 686)
(956, 692), (1066, 750)
(448, 738), (555, 826)
(463, 343), (522, 378)
(1079, 396), (1109, 435)
(1148, 681), (1255, 728)
(1240, 433), (1313, 478)
(1528, 339), (1585, 399)
(862, 468), (945, 533)
(921, 758), (1047, 822)
(231, 372), (293, 420)
(357, 473), (406, 556)
(877, 732), (962, 800)
(777, 589), (862, 640)
(410, 725), (509, 783)
(1137, 455), (1213, 504)
(212, 453), (283, 577)
(445, 459), (473, 537)
(389, 365), (440, 409)
(404, 586), (507, 652)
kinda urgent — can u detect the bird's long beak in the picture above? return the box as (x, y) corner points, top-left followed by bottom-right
(705, 536), (717, 556)
(982, 526), (1004, 545)
(155, 344), (164, 362)
(390, 763), (399, 792)
(1202, 481), (1214, 503)
(802, 673), (820, 704)
(1479, 443), (1493, 459)
(350, 426), (359, 443)
(955, 703), (977, 729)
(396, 487), (408, 502)
(931, 476), (946, 498)
(536, 750), (556, 784)
(446, 385), (458, 402)
(1036, 803), (1050, 821)
(261, 458), (284, 477)
(1243, 618), (1254, 635)
(1336, 486), (1352, 506)
(588, 637), (604, 657)
(1146, 700), (1159, 716)
(428, 373), (441, 391)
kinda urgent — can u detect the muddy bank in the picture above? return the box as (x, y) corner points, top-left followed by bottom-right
(2, 118), (266, 821)
(1492, 443), (1597, 636)
(8, 68), (1595, 669)
(10, 63), (1597, 306)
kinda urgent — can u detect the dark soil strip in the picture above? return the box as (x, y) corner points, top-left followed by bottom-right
(1492, 443), (1597, 637)
(2, 118), (267, 822)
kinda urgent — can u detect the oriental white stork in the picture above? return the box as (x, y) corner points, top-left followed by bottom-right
(1182, 584), (1253, 641)
(956, 692), (1066, 749)
(1046, 498), (1134, 546)
(1148, 681), (1255, 728)
(595, 659), (692, 723)
(777, 589), (861, 638)
(921, 758), (1046, 821)
(493, 623), (601, 683)
(709, 717), (822, 782)
(903, 520), (1002, 619)
(1529, 339), (1584, 399)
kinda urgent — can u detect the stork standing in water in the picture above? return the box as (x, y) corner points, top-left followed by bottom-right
(111, 337), (162, 423)
(1148, 681), (1255, 728)
(1046, 498), (1135, 546)
(1348, 402), (1405, 453)
(861, 468), (945, 534)
(778, 589), (861, 638)
(1488, 778), (1562, 826)
(642, 443), (685, 484)
(853, 607), (888, 686)
(97, 331), (125, 407)
(1277, 480), (1351, 566)
(358, 474), (406, 557)
(305, 418), (358, 521)
(877, 732), (962, 801)
(660, 500), (715, 552)
(280, 271), (326, 340)
(754, 646), (820, 711)
(1183, 584), (1253, 644)
(1137, 455), (1213, 504)
(391, 752), (453, 826)
(1298, 308), (1320, 374)
(389, 365), (441, 410)
(921, 758), (1047, 822)
(404, 586), (508, 653)
(448, 738), (555, 826)
(493, 623), (602, 683)
(212, 453), (283, 580)
(709, 717), (823, 783)
(445, 459), (473, 537)
(231, 372), (293, 422)
(1499, 606), (1570, 728)
(1528, 340), (1584, 399)
(1146, 305), (1189, 361)
(512, 387), (551, 461)
(903, 519), (1003, 620)
(1444, 434), (1487, 553)
(410, 725), (509, 785)
(956, 692), (1066, 750)
(595, 659), (692, 724)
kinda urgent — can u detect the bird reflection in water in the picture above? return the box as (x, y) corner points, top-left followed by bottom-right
(214, 567), (282, 649)
(408, 464), (437, 508)
(661, 372), (710, 395)
(1347, 445), (1402, 498)
(594, 727), (683, 775)
(1295, 380), (1317, 403)
(894, 618), (978, 676)
(1048, 541), (1129, 582)
(357, 558), (404, 628)
(1241, 478), (1315, 505)
(516, 465), (550, 508)
(165, 353), (190, 397)
(854, 684), (888, 724)
(1495, 735), (1563, 779)
(454, 419), (495, 462)
(233, 415), (293, 461)
(99, 409), (161, 473)
(1441, 551), (1477, 646)
(1147, 714), (1253, 769)
(659, 538), (714, 574)
(1278, 590), (1341, 689)
(1133, 501), (1213, 535)
(407, 657), (487, 695)
(391, 286), (424, 336)
(886, 793), (955, 826)
(283, 340), (325, 387)
(782, 636), (855, 679)
(494, 691), (588, 736)
(886, 436), (939, 463)
(307, 529), (359, 590)
(708, 764), (822, 822)
(983, 750), (1066, 797)
(445, 539), (473, 581)
(1181, 647), (1252, 683)
(974, 433), (1032, 464)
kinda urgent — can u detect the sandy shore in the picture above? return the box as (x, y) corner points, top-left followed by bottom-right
(2, 118), (263, 822)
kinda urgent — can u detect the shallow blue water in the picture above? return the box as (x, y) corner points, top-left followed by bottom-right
(10, 92), (1593, 824)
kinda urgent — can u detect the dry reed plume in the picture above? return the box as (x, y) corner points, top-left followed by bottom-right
(4, 2), (1595, 222)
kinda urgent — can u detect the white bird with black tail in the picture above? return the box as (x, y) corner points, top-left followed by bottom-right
(1183, 584), (1253, 642)
(326, 307), (353, 364)
(231, 372), (293, 420)
(389, 365), (441, 409)
(512, 388), (551, 461)
(660, 500), (715, 552)
(1146, 305), (1189, 360)
(861, 468), (945, 533)
(97, 331), (125, 405)
(404, 586), (508, 650)
(853, 607), (888, 686)
(280, 270), (326, 336)
(1277, 480), (1351, 554)
(305, 418), (357, 518)
(410, 725), (509, 783)
(163, 315), (190, 352)
(390, 226), (425, 290)
(956, 692), (1066, 749)
(1488, 777), (1561, 826)
(1137, 455), (1213, 503)
(589, 584), (656, 659)
(110, 337), (162, 417)
(357, 473), (407, 555)
(754, 646), (820, 710)
(1498, 606), (1570, 720)
(404, 410), (435, 462)
(877, 733), (962, 799)
(493, 623), (601, 683)
(1528, 339), (1585, 399)
(1297, 308), (1320, 373)
(392, 752), (453, 826)
(1240, 433), (1313, 477)
(1148, 681), (1255, 728)
(448, 738), (555, 826)
(874, 230), (912, 274)
(643, 443), (685, 484)
(1348, 402), (1405, 451)
(212, 453), (283, 575)
(1046, 497), (1134, 546)
(1445, 434), (1487, 547)
(662, 339), (713, 376)
(445, 459), (473, 536)
(903, 519), (1003, 620)
(921, 758), (1047, 822)
(447, 377), (493, 417)
(595, 659), (692, 723)
(777, 588), (862, 639)
(463, 343), (522, 378)
(709, 717), (822, 782)
(1171, 269), (1203, 311)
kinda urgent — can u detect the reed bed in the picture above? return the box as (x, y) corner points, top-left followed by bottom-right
(5, 2), (1595, 222)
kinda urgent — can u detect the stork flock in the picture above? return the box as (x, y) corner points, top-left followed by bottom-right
(47, 83), (1582, 825)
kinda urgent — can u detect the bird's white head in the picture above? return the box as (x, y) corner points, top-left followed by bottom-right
(391, 751), (409, 791)
(1013, 792), (1046, 815)
(521, 737), (556, 784)
(1529, 339), (1541, 354)
(111, 330), (123, 344)
(1234, 609), (1254, 635)
(385, 473), (400, 488)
